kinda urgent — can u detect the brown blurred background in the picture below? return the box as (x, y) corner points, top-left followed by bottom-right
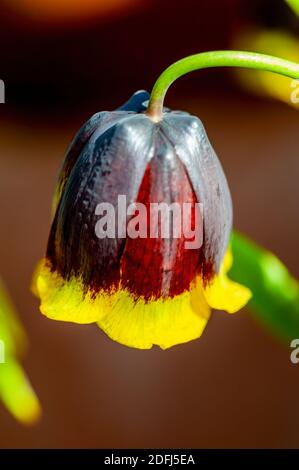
(0, 0), (299, 448)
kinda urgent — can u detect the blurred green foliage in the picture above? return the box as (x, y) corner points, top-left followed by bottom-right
(0, 279), (41, 425)
(230, 231), (299, 343)
(286, 0), (299, 17)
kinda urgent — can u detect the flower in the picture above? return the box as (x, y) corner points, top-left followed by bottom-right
(33, 91), (251, 349)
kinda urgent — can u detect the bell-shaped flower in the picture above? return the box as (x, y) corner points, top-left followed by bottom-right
(33, 91), (251, 349)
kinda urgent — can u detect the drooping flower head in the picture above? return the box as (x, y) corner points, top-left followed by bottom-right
(33, 91), (251, 349)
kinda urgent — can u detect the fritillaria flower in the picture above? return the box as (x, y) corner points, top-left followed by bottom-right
(33, 49), (299, 349)
(33, 90), (251, 349)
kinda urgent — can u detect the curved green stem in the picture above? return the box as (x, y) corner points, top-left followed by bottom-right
(146, 50), (299, 121)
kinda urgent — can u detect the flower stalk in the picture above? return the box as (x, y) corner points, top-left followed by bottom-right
(146, 50), (299, 121)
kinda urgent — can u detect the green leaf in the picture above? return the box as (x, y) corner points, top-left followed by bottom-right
(230, 231), (299, 343)
(0, 279), (41, 424)
(0, 279), (27, 356)
(0, 357), (41, 425)
(285, 0), (299, 17)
